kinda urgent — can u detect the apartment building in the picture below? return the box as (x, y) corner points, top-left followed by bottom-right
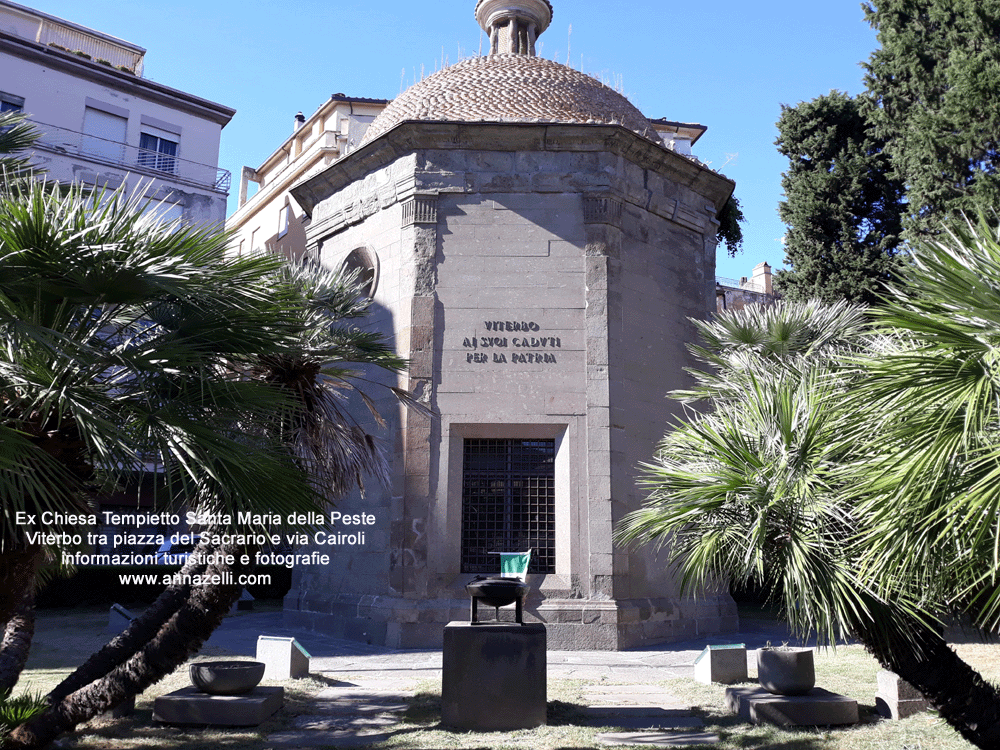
(227, 94), (388, 260)
(0, 0), (235, 226)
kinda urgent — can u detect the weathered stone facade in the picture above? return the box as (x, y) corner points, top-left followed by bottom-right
(284, 118), (738, 649)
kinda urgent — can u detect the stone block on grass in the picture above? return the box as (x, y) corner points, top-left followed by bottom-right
(257, 635), (311, 680)
(875, 670), (930, 720)
(106, 603), (134, 635)
(694, 644), (747, 684)
(725, 686), (858, 726)
(153, 686), (283, 726)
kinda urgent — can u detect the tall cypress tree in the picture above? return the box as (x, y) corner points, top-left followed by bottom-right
(775, 91), (905, 305)
(863, 0), (1000, 236)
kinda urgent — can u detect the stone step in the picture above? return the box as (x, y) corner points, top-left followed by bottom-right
(583, 693), (690, 709)
(597, 730), (721, 746)
(266, 728), (395, 748)
(583, 706), (705, 730)
(310, 700), (409, 714)
(586, 684), (678, 693)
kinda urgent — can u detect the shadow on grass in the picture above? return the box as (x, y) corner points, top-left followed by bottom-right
(303, 672), (361, 688)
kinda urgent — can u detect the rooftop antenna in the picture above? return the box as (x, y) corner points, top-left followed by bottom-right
(400, 67), (405, 94)
(567, 24), (572, 68)
(478, 31), (483, 56)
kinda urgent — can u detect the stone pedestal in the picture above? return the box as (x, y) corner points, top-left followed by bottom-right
(694, 644), (747, 684)
(875, 670), (929, 719)
(726, 686), (858, 726)
(441, 621), (546, 730)
(153, 686), (283, 726)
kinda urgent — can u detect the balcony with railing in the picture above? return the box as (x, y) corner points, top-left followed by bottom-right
(716, 275), (765, 293)
(0, 2), (145, 75)
(28, 118), (231, 194)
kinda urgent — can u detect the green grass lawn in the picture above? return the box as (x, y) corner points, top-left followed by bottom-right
(9, 606), (999, 749)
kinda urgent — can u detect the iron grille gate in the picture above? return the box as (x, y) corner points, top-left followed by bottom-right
(461, 438), (556, 574)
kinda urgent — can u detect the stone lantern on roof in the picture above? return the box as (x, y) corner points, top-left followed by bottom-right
(475, 0), (552, 55)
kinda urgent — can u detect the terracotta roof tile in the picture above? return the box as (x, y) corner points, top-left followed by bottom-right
(359, 55), (661, 147)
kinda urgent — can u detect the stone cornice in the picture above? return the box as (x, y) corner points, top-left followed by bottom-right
(0, 31), (235, 126)
(290, 120), (735, 217)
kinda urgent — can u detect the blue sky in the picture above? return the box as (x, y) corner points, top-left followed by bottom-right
(23, 0), (881, 280)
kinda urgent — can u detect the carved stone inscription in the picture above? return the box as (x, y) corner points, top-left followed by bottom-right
(462, 321), (561, 365)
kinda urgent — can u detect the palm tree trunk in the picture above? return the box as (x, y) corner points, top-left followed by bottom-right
(0, 548), (41, 629)
(853, 602), (1000, 748)
(43, 548), (210, 705)
(7, 544), (247, 750)
(0, 589), (34, 694)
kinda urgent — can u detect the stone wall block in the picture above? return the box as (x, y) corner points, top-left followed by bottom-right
(468, 151), (515, 172)
(592, 575), (614, 600)
(404, 472), (430, 498)
(421, 150), (468, 173)
(470, 172), (531, 192)
(587, 337), (609, 366)
(587, 379), (610, 408)
(588, 407), (611, 431)
(409, 295), (435, 328)
(408, 349), (432, 378)
(588, 493), (612, 519)
(409, 324), (433, 352)
(585, 256), (609, 290)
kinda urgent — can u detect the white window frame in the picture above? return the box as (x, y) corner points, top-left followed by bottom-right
(0, 91), (24, 113)
(277, 204), (290, 239)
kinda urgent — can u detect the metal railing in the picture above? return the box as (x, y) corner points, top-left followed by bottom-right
(28, 119), (231, 194)
(36, 20), (144, 76)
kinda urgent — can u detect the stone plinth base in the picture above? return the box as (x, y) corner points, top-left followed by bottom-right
(875, 670), (930, 719)
(442, 621), (546, 730)
(725, 686), (858, 726)
(694, 644), (747, 684)
(283, 590), (738, 650)
(153, 686), (283, 726)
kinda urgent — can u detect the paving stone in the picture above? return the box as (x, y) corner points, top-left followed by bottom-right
(583, 706), (705, 730)
(287, 715), (398, 731)
(310, 700), (409, 715)
(597, 730), (721, 746)
(267, 729), (395, 748)
(583, 694), (691, 710)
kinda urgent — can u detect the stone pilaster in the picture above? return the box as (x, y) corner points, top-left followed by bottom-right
(584, 206), (622, 604)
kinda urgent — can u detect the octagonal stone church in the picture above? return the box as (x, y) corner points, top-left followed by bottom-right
(280, 0), (738, 649)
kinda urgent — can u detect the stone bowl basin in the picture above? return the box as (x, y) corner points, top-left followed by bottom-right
(190, 660), (265, 695)
(466, 577), (529, 608)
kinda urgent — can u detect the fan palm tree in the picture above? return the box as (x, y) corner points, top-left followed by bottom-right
(616, 294), (1000, 748)
(0, 177), (412, 748)
(848, 217), (1000, 630)
(0, 111), (37, 185)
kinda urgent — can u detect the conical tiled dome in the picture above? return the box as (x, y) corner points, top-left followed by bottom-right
(359, 54), (661, 147)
